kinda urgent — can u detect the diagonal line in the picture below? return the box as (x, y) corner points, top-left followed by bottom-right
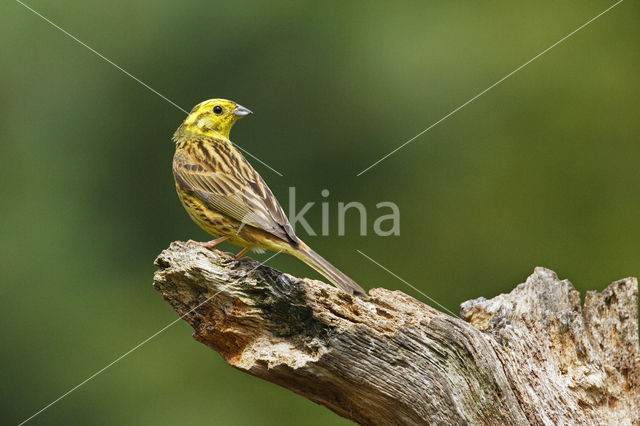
(356, 0), (625, 176)
(14, 0), (189, 115)
(18, 250), (282, 426)
(234, 145), (284, 176)
(357, 250), (458, 317)
(15, 0), (283, 177)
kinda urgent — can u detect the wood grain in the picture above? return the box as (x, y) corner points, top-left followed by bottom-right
(153, 242), (639, 425)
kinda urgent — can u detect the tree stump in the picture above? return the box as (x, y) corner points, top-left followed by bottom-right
(153, 241), (639, 425)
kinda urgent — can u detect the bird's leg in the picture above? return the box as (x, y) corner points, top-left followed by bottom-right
(235, 247), (251, 259)
(201, 235), (230, 250)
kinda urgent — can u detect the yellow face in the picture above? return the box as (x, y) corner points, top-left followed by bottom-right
(180, 98), (252, 139)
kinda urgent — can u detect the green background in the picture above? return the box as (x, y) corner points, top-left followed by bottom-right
(2, 0), (638, 424)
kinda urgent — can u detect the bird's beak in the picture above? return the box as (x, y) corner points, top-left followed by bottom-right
(232, 104), (253, 117)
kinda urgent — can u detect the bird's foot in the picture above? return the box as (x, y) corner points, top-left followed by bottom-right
(235, 247), (251, 259)
(188, 236), (231, 251)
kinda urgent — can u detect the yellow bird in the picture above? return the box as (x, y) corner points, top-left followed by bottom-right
(172, 98), (367, 298)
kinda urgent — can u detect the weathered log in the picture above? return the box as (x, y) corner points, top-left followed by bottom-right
(153, 241), (639, 425)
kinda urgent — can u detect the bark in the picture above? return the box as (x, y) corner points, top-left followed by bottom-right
(153, 241), (639, 425)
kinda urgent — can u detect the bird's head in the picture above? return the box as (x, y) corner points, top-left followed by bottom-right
(177, 98), (252, 139)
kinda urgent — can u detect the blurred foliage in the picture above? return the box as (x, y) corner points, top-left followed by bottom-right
(1, 0), (639, 424)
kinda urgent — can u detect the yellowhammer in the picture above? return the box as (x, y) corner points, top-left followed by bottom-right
(172, 98), (367, 297)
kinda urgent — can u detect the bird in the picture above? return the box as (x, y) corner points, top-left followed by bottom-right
(172, 98), (368, 298)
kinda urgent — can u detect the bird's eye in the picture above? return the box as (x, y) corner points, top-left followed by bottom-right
(213, 106), (223, 114)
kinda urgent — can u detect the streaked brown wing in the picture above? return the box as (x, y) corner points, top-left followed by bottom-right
(173, 144), (298, 244)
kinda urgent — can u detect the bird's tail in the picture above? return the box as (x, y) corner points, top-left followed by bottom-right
(293, 244), (368, 298)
